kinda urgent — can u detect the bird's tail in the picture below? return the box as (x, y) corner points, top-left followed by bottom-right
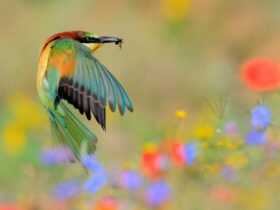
(48, 101), (97, 160)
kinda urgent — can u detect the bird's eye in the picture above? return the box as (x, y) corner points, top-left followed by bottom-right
(78, 37), (91, 43)
(84, 37), (91, 42)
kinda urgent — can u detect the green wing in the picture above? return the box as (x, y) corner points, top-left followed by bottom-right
(49, 38), (133, 130)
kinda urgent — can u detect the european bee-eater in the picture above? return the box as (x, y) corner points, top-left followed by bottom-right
(37, 31), (133, 160)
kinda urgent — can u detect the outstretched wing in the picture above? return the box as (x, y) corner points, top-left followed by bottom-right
(47, 38), (133, 130)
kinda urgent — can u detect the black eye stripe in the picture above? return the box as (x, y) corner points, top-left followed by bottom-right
(77, 36), (92, 43)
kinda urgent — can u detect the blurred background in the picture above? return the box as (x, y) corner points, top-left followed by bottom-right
(1, 0), (280, 209)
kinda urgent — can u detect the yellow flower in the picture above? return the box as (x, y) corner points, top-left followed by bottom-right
(226, 142), (238, 150)
(204, 163), (220, 173)
(247, 191), (268, 210)
(216, 136), (243, 149)
(161, 0), (190, 21)
(2, 121), (26, 154)
(264, 162), (280, 177)
(238, 189), (268, 210)
(201, 142), (209, 148)
(143, 142), (158, 153)
(216, 139), (225, 146)
(6, 93), (45, 128)
(194, 124), (214, 139)
(1, 93), (46, 155)
(225, 152), (247, 169)
(175, 110), (187, 119)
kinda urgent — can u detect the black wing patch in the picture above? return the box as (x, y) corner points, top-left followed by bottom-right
(57, 77), (106, 130)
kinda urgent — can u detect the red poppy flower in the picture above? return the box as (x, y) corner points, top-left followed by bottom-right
(0, 204), (20, 210)
(94, 196), (118, 210)
(164, 140), (184, 166)
(240, 58), (280, 91)
(140, 149), (165, 178)
(210, 185), (235, 203)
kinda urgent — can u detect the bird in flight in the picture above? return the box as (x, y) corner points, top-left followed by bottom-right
(37, 31), (133, 160)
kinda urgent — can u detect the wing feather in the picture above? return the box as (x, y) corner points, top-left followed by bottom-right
(95, 60), (117, 111)
(49, 38), (133, 130)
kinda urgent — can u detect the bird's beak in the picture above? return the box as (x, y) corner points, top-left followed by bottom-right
(94, 36), (123, 44)
(86, 36), (123, 52)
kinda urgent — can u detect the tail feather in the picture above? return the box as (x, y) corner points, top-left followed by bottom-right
(48, 101), (97, 160)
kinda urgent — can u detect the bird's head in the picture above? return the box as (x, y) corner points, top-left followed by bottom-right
(41, 31), (123, 54)
(74, 31), (123, 51)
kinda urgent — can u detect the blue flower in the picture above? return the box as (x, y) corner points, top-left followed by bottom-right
(221, 165), (237, 181)
(120, 169), (142, 190)
(83, 172), (106, 193)
(40, 146), (75, 165)
(146, 180), (171, 207)
(183, 141), (197, 165)
(81, 154), (103, 172)
(81, 154), (106, 193)
(250, 104), (271, 129)
(246, 129), (265, 145)
(52, 179), (80, 201)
